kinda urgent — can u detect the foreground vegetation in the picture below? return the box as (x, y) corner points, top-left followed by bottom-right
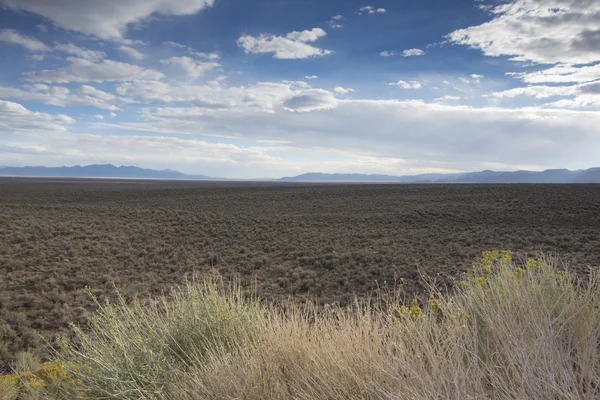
(2, 251), (600, 399)
(2, 180), (600, 368)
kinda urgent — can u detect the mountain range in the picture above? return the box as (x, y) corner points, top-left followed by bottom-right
(280, 168), (600, 183)
(0, 164), (212, 180)
(1, 164), (600, 183)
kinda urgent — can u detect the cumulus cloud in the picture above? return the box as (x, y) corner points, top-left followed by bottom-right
(329, 14), (344, 28)
(54, 42), (106, 61)
(492, 85), (579, 99)
(162, 41), (219, 61)
(333, 87), (355, 95)
(0, 29), (50, 51)
(305, 75), (318, 80)
(382, 49), (425, 57)
(0, 100), (74, 135)
(388, 80), (422, 89)
(448, 0), (600, 65)
(23, 57), (165, 83)
(281, 89), (339, 112)
(0, 0), (215, 40)
(160, 56), (220, 78)
(402, 48), (424, 57)
(358, 6), (386, 15)
(193, 52), (220, 61)
(115, 79), (320, 113)
(237, 28), (332, 59)
(510, 64), (600, 84)
(0, 83), (119, 110)
(491, 81), (600, 109)
(0, 30), (109, 62)
(435, 95), (461, 102)
(118, 45), (145, 60)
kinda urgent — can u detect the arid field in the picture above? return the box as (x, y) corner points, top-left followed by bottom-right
(1, 178), (600, 370)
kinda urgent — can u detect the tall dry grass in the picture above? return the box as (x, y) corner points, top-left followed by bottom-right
(19, 251), (600, 399)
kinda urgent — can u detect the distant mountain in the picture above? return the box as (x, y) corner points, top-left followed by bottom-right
(0, 164), (214, 180)
(3, 165), (600, 183)
(280, 168), (600, 183)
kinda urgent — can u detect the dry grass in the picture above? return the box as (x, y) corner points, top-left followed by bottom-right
(14, 251), (597, 399)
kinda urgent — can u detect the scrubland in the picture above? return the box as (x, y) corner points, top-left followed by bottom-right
(1, 179), (600, 396)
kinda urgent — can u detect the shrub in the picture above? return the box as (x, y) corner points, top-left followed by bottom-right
(38, 252), (600, 399)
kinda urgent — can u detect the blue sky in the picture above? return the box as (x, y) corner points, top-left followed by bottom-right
(1, 0), (599, 178)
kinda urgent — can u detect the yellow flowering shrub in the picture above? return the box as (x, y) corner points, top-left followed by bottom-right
(0, 375), (19, 400)
(0, 361), (81, 398)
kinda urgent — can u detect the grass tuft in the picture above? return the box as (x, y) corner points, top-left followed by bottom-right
(9, 252), (600, 399)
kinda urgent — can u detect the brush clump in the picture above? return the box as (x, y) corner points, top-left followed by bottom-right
(6, 251), (600, 400)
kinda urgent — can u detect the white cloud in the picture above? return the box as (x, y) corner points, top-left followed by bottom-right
(23, 57), (165, 83)
(435, 95), (461, 102)
(237, 28), (332, 59)
(0, 83), (118, 110)
(94, 114), (104, 120)
(381, 49), (425, 57)
(333, 87), (355, 95)
(118, 45), (145, 60)
(162, 41), (219, 60)
(490, 81), (600, 109)
(160, 56), (220, 78)
(280, 89), (338, 112)
(54, 42), (106, 62)
(470, 74), (483, 83)
(305, 75), (318, 80)
(510, 64), (600, 84)
(7, 76), (600, 174)
(163, 41), (187, 48)
(402, 48), (425, 57)
(0, 29), (50, 51)
(328, 14), (344, 28)
(0, 0), (215, 40)
(0, 30), (108, 62)
(97, 97), (600, 171)
(358, 6), (386, 15)
(0, 100), (74, 135)
(193, 52), (220, 61)
(115, 79), (316, 112)
(79, 85), (118, 103)
(388, 80), (422, 89)
(447, 0), (600, 65)
(110, 112), (117, 118)
(492, 85), (578, 99)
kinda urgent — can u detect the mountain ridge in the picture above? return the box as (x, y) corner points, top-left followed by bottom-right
(1, 165), (600, 183)
(0, 164), (212, 180)
(280, 168), (600, 183)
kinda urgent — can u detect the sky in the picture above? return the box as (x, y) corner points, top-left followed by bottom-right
(0, 0), (599, 178)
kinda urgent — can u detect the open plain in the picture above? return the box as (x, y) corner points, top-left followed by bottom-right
(1, 178), (600, 369)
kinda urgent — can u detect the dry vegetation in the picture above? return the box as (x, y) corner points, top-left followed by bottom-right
(5, 251), (600, 399)
(1, 178), (600, 372)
